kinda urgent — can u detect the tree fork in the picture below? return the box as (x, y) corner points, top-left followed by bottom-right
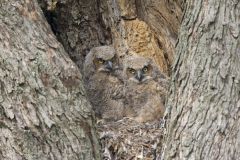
(0, 0), (101, 159)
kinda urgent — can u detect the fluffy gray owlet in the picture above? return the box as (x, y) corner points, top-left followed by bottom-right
(123, 55), (168, 122)
(83, 46), (124, 121)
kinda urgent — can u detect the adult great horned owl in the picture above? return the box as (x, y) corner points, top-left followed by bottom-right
(83, 46), (124, 121)
(123, 55), (168, 122)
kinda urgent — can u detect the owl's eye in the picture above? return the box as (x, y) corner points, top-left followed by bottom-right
(142, 66), (148, 73)
(128, 68), (136, 74)
(98, 59), (105, 64)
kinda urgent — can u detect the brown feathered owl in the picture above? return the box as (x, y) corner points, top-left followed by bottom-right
(83, 46), (125, 121)
(123, 55), (168, 122)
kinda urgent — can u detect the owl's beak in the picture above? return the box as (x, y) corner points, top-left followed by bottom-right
(105, 61), (113, 71)
(136, 70), (144, 82)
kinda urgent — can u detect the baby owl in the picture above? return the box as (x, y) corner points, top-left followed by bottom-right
(83, 46), (124, 121)
(123, 55), (168, 122)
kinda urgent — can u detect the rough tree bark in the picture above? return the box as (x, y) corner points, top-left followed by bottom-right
(164, 0), (240, 159)
(0, 0), (101, 159)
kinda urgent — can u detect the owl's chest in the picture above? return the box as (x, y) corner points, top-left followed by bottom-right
(89, 74), (122, 97)
(126, 85), (148, 104)
(126, 81), (160, 101)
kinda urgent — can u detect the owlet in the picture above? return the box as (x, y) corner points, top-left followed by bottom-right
(123, 55), (168, 122)
(83, 46), (124, 121)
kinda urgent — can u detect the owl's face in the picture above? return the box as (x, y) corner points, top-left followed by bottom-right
(124, 56), (156, 84)
(92, 46), (119, 73)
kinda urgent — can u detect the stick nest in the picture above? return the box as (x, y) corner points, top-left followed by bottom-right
(97, 118), (165, 160)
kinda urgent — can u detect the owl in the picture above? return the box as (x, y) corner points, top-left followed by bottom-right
(123, 55), (168, 122)
(83, 46), (125, 121)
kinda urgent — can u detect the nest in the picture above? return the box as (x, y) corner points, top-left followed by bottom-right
(97, 118), (165, 160)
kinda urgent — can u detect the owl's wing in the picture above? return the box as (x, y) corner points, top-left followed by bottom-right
(110, 84), (124, 100)
(155, 72), (169, 97)
(102, 94), (125, 121)
(157, 78), (168, 91)
(107, 73), (125, 100)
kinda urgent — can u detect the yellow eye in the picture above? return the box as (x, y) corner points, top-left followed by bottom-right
(98, 59), (104, 64)
(142, 66), (148, 73)
(128, 68), (136, 74)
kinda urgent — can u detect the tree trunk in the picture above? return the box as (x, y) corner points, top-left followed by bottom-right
(0, 0), (101, 159)
(164, 0), (240, 159)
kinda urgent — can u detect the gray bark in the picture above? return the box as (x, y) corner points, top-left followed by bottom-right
(0, 0), (101, 159)
(163, 0), (240, 159)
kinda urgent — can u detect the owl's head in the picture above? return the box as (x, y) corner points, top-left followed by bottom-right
(124, 55), (158, 84)
(91, 46), (119, 73)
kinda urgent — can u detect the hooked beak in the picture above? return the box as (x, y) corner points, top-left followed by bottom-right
(135, 70), (144, 82)
(105, 61), (113, 71)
